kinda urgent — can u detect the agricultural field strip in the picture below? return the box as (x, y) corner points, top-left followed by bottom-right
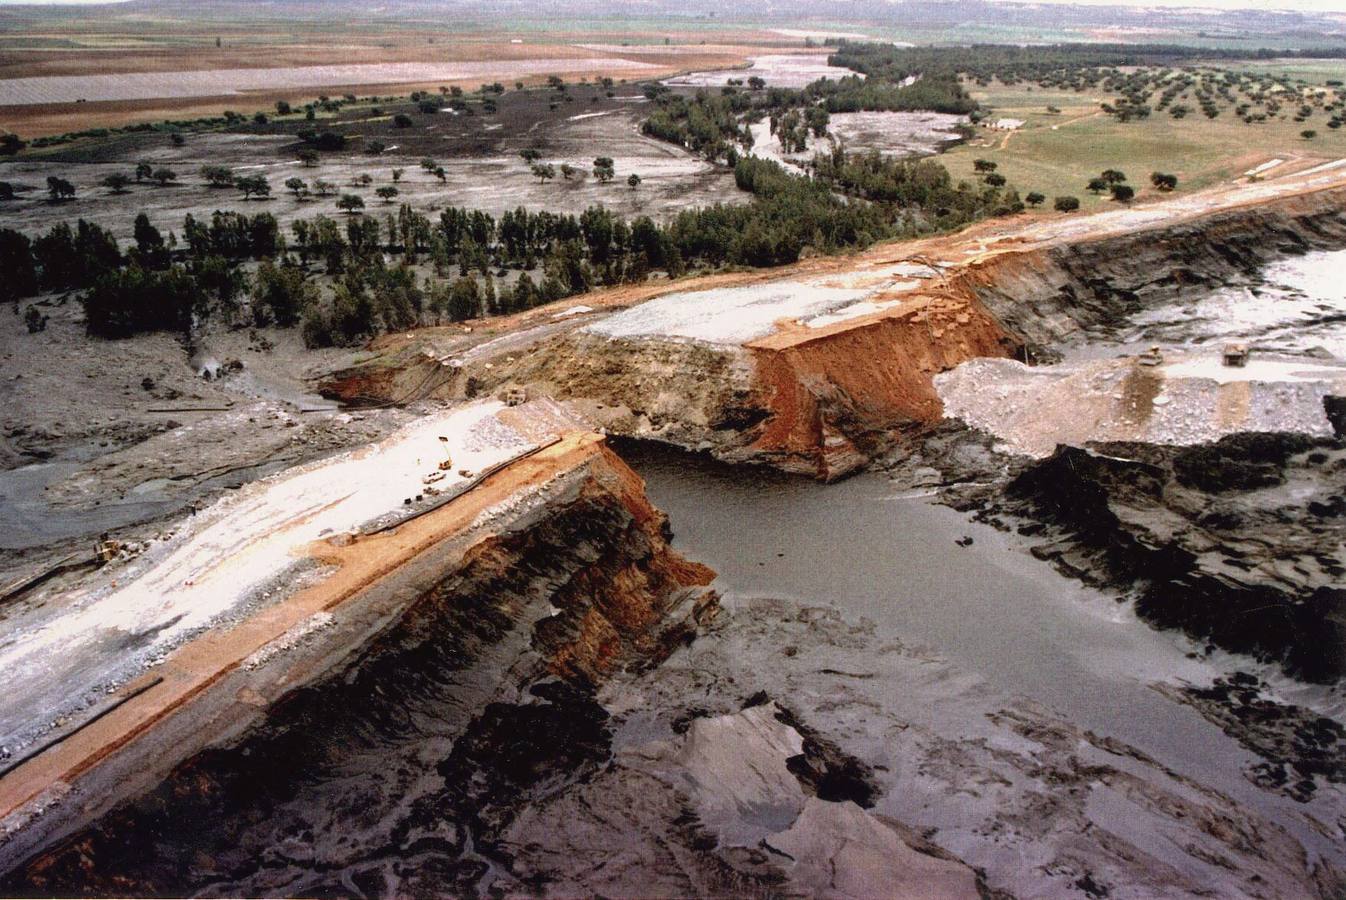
(0, 58), (661, 106)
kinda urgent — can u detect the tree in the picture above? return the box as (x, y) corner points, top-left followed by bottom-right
(0, 228), (38, 303)
(1087, 177), (1108, 194)
(153, 167), (177, 186)
(984, 172), (1006, 187)
(393, 114), (413, 128)
(252, 259), (313, 327)
(433, 166), (447, 183)
(1110, 183), (1135, 202)
(46, 176), (75, 201)
(391, 167), (404, 183)
(297, 148), (319, 168)
(748, 76), (766, 90)
(171, 133), (186, 147)
(1302, 129), (1318, 140)
(314, 179), (336, 197)
(236, 174), (271, 200)
(593, 156), (615, 183)
(201, 165), (236, 187)
(1150, 172), (1178, 191)
(1054, 195), (1080, 212)
(1025, 191), (1046, 207)
(135, 162), (153, 183)
(0, 181), (13, 201)
(973, 159), (998, 174)
(367, 140), (386, 155)
(531, 162), (556, 184)
(627, 173), (642, 190)
(102, 173), (131, 194)
(447, 276), (480, 321)
(337, 193), (365, 214)
(376, 186), (400, 203)
(82, 264), (196, 338)
(1, 133), (26, 155)
(560, 163), (577, 181)
(275, 100), (292, 116)
(520, 148), (542, 164)
(285, 177), (308, 198)
(1100, 169), (1127, 184)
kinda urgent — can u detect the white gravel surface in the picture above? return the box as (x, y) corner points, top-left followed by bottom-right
(584, 281), (872, 345)
(936, 352), (1346, 458)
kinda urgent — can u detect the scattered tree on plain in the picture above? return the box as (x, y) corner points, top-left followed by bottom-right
(236, 175), (271, 200)
(201, 165), (236, 188)
(46, 176), (75, 202)
(1150, 172), (1178, 191)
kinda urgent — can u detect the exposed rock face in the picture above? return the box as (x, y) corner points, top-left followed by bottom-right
(0, 440), (719, 894)
(1000, 433), (1346, 681)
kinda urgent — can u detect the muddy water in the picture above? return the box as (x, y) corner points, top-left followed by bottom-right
(623, 444), (1346, 892)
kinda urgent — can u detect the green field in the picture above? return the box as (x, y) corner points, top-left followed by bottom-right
(941, 78), (1346, 211)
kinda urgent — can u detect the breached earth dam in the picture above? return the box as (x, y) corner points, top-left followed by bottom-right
(2, 174), (1346, 898)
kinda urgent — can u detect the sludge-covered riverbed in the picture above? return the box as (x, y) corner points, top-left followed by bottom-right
(6, 441), (1344, 899)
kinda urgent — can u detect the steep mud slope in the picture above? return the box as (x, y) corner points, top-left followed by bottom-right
(998, 433), (1346, 682)
(0, 422), (719, 882)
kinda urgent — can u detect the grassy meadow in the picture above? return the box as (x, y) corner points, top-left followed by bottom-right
(941, 77), (1346, 210)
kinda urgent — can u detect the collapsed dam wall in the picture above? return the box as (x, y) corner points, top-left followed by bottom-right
(317, 179), (1346, 479)
(0, 433), (717, 885)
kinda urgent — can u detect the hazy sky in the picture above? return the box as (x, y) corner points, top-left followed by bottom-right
(0, 0), (1342, 10)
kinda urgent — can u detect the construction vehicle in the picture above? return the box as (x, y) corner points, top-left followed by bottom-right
(437, 435), (454, 471)
(1222, 343), (1250, 367)
(94, 533), (121, 565)
(1137, 346), (1164, 367)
